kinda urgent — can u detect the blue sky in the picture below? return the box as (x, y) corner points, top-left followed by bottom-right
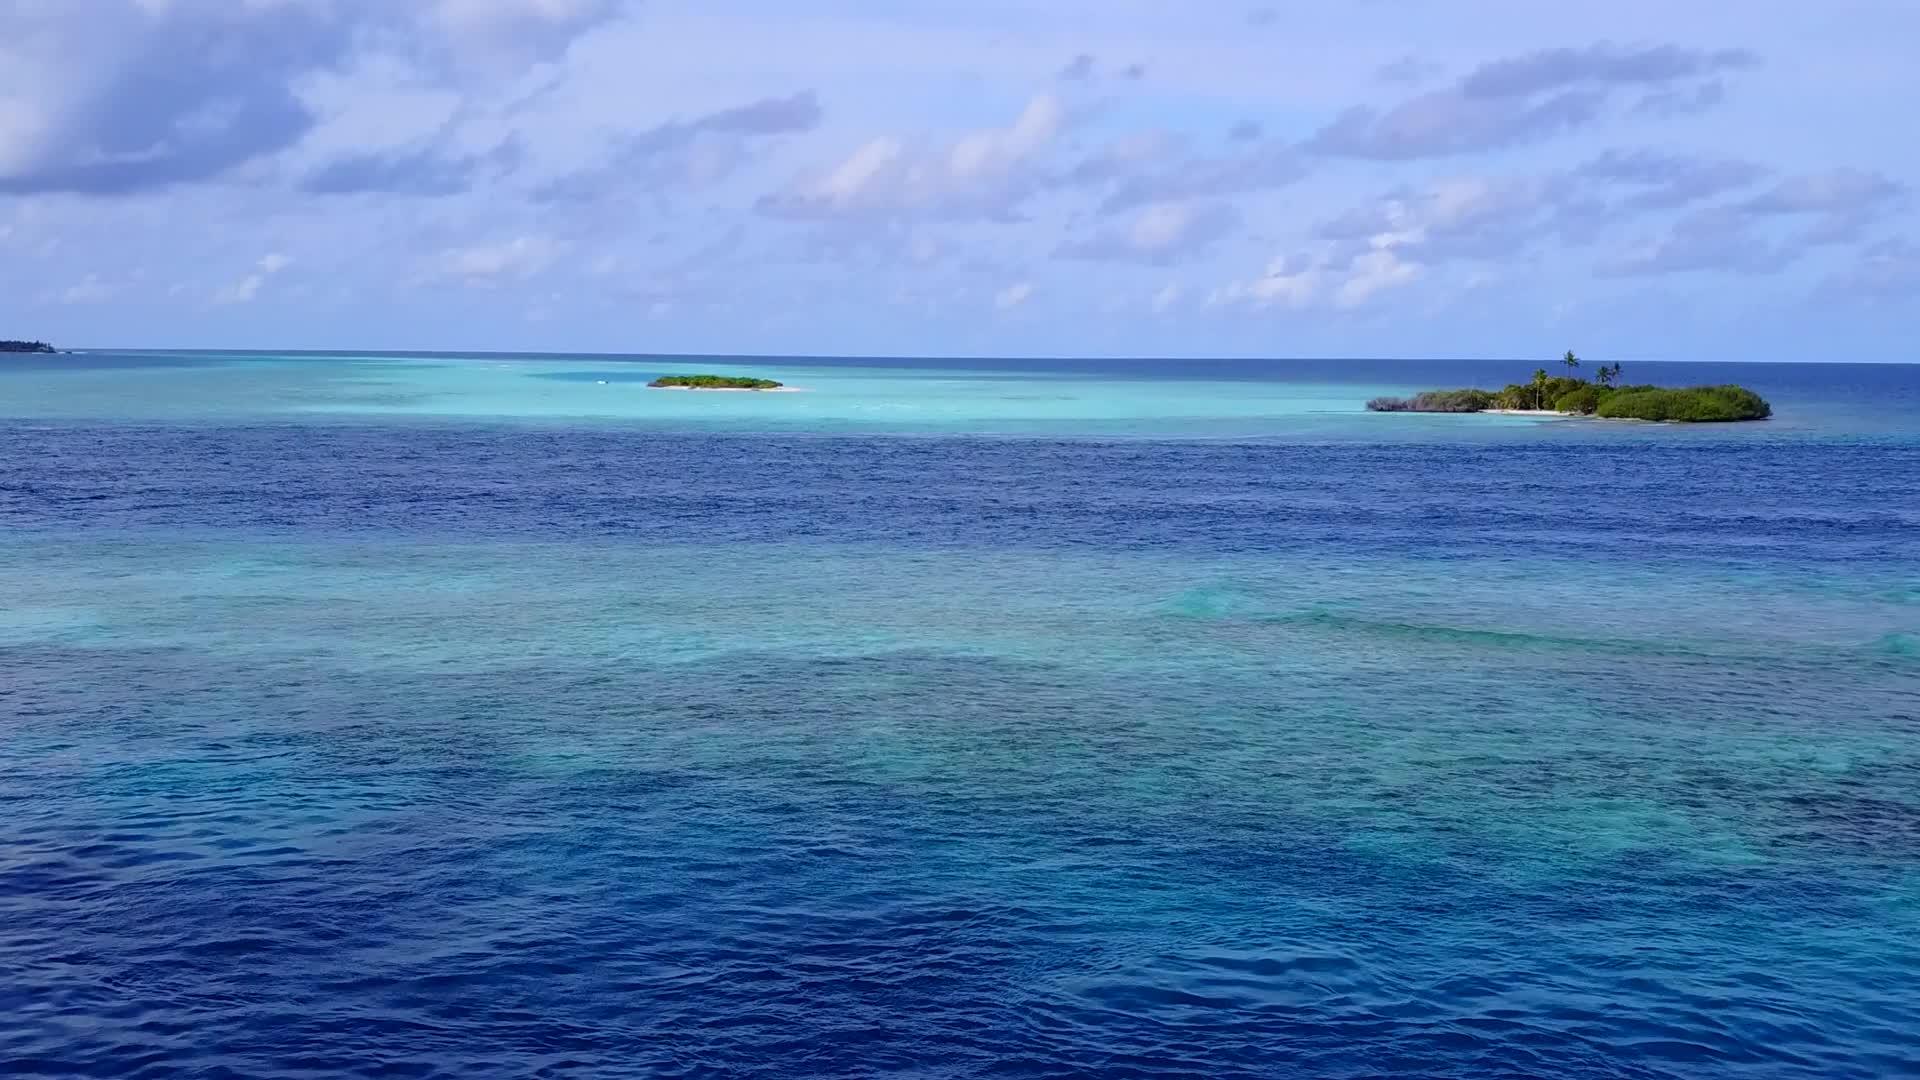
(2, 0), (1915, 362)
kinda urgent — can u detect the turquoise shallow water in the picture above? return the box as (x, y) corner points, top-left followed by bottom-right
(2, 352), (1918, 1077)
(5, 349), (1916, 436)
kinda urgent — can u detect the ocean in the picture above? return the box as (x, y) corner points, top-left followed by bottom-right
(2, 351), (1917, 1078)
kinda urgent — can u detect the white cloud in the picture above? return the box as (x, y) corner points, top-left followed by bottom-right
(1066, 130), (1183, 186)
(0, 1), (344, 195)
(285, 53), (468, 166)
(1602, 207), (1789, 276)
(1819, 237), (1920, 303)
(1216, 237), (1421, 311)
(0, 6), (1913, 361)
(1318, 174), (1580, 267)
(908, 232), (942, 264)
(1209, 176), (1525, 310)
(1311, 43), (1757, 160)
(1100, 140), (1306, 212)
(994, 281), (1034, 310)
(428, 0), (623, 59)
(0, 89), (59, 177)
(1744, 168), (1904, 215)
(1214, 255), (1324, 310)
(1060, 201), (1240, 264)
(1131, 203), (1220, 253)
(759, 95), (1067, 221)
(214, 252), (293, 305)
(431, 235), (560, 284)
(1336, 248), (1422, 306)
(42, 275), (116, 305)
(434, 0), (610, 26)
(213, 278), (265, 305)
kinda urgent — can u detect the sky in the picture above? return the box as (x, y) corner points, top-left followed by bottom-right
(1, 0), (1916, 362)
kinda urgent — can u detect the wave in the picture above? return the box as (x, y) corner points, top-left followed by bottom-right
(1875, 632), (1920, 657)
(1163, 586), (1683, 656)
(1164, 586), (1919, 664)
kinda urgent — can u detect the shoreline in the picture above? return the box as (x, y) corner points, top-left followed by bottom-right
(1417, 409), (1675, 423)
(1394, 408), (1752, 424)
(1370, 376), (1771, 423)
(647, 385), (804, 393)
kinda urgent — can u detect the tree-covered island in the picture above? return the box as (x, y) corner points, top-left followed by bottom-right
(1, 340), (56, 354)
(648, 374), (786, 390)
(1367, 352), (1771, 422)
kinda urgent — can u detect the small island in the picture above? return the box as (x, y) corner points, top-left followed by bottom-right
(1, 340), (56, 354)
(648, 374), (786, 391)
(1367, 352), (1771, 422)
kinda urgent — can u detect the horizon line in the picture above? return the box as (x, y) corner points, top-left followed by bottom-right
(56, 346), (1920, 366)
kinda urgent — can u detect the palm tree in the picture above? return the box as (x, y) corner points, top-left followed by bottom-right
(1596, 364), (1614, 388)
(1563, 350), (1581, 377)
(1610, 362), (1624, 385)
(1532, 368), (1550, 410)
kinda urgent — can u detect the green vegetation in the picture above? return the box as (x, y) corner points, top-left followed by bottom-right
(1366, 388), (1495, 413)
(647, 374), (785, 390)
(1595, 385), (1772, 422)
(1, 340), (55, 353)
(1366, 351), (1771, 423)
(1553, 385), (1602, 414)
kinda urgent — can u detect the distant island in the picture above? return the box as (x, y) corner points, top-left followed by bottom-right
(1367, 353), (1771, 422)
(648, 374), (786, 391)
(1, 340), (56, 354)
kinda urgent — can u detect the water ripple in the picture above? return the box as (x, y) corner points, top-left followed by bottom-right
(3, 423), (1919, 1077)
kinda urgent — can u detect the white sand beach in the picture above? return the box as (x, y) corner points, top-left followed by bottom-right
(647, 386), (805, 392)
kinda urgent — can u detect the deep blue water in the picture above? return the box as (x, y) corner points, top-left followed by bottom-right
(2, 354), (1918, 1078)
